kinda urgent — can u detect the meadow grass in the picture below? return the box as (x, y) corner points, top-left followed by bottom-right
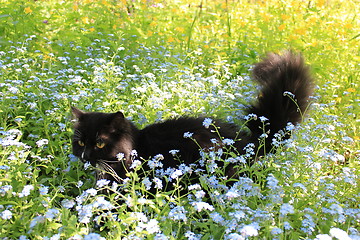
(0, 0), (359, 239)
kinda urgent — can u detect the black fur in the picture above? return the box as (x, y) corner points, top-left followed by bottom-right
(71, 51), (314, 185)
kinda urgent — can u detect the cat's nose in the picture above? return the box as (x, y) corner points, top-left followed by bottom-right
(80, 149), (92, 162)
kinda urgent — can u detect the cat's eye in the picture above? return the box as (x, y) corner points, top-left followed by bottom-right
(78, 140), (85, 147)
(96, 142), (105, 149)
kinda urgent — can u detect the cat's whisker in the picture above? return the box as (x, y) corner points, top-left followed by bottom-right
(100, 159), (121, 163)
(96, 160), (123, 183)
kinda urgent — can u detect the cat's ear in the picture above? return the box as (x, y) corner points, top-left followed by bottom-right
(109, 111), (126, 129)
(114, 111), (125, 119)
(71, 107), (84, 120)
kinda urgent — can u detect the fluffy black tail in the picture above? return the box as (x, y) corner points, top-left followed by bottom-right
(245, 50), (314, 155)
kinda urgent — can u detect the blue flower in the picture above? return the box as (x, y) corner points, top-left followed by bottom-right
(84, 233), (106, 240)
(183, 132), (193, 138)
(202, 118), (212, 128)
(184, 231), (201, 240)
(271, 227), (283, 235)
(45, 208), (59, 220)
(225, 233), (244, 240)
(210, 212), (225, 225)
(39, 185), (49, 195)
(279, 203), (294, 216)
(61, 199), (75, 209)
(168, 206), (187, 222)
(18, 185), (34, 198)
(154, 233), (169, 240)
(142, 177), (152, 190)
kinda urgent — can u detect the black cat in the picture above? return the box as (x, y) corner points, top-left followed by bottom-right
(71, 51), (313, 187)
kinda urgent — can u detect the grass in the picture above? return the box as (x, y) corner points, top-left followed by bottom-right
(0, 0), (359, 239)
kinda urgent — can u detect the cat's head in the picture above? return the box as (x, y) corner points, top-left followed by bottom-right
(71, 107), (134, 171)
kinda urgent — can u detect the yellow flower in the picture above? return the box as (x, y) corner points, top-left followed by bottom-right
(288, 35), (299, 41)
(294, 28), (306, 35)
(260, 13), (272, 22)
(281, 14), (290, 20)
(73, 4), (79, 11)
(82, 17), (90, 24)
(102, 0), (109, 6)
(150, 21), (157, 27)
(24, 7), (32, 14)
(344, 23), (352, 29)
(347, 88), (356, 93)
(316, 0), (325, 7)
(175, 27), (185, 33)
(167, 36), (175, 43)
(278, 24), (286, 31)
(89, 27), (95, 32)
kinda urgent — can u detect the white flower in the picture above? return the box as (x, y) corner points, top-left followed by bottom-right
(96, 179), (110, 188)
(153, 177), (163, 189)
(188, 184), (201, 191)
(76, 180), (83, 188)
(130, 160), (141, 169)
(1, 210), (12, 220)
(222, 138), (235, 145)
(130, 150), (138, 157)
(259, 116), (268, 122)
(18, 185), (34, 197)
(36, 139), (49, 147)
(169, 149), (179, 155)
(240, 224), (258, 237)
(191, 201), (214, 212)
(225, 233), (244, 240)
(170, 169), (183, 180)
(93, 196), (114, 210)
(315, 234), (332, 240)
(329, 227), (352, 240)
(145, 219), (160, 234)
(84, 162), (91, 170)
(61, 199), (75, 209)
(116, 153), (125, 160)
(85, 188), (97, 196)
(283, 91), (295, 98)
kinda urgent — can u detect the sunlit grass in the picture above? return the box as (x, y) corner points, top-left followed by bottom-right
(0, 0), (359, 239)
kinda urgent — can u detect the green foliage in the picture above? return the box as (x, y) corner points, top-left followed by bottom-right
(0, 0), (359, 239)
